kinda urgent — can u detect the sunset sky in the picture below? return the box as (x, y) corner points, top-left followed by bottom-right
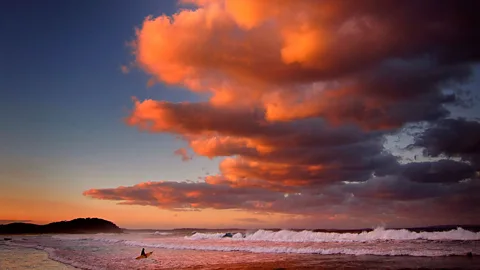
(1, 0), (479, 229)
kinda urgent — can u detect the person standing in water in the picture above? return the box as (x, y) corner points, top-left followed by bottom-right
(141, 248), (146, 256)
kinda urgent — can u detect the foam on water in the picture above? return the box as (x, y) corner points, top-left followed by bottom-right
(51, 227), (480, 243)
(116, 240), (473, 256)
(3, 228), (480, 270)
(0, 244), (75, 270)
(153, 231), (172, 235)
(186, 227), (480, 242)
(45, 227), (480, 257)
(188, 232), (244, 240)
(2, 241), (93, 270)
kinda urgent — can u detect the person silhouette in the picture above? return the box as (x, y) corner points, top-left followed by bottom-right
(141, 248), (146, 256)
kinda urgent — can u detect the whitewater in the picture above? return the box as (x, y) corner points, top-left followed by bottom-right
(1, 227), (479, 269)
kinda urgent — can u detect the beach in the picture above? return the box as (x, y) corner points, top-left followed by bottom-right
(1, 227), (479, 269)
(0, 244), (75, 270)
(2, 0), (480, 269)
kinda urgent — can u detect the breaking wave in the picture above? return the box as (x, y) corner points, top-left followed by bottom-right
(8, 238), (471, 257)
(188, 232), (244, 240)
(5, 229), (479, 257)
(153, 231), (172, 235)
(51, 227), (480, 243)
(186, 227), (480, 242)
(14, 239), (472, 257)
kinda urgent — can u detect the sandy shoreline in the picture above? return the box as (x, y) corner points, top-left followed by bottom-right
(0, 244), (76, 270)
(2, 240), (479, 270)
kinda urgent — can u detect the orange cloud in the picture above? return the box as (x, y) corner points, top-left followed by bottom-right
(84, 180), (287, 211)
(131, 0), (474, 130)
(83, 177), (480, 226)
(280, 26), (325, 66)
(224, 0), (276, 30)
(84, 0), (480, 226)
(216, 157), (319, 188)
(124, 95), (404, 190)
(126, 98), (271, 135)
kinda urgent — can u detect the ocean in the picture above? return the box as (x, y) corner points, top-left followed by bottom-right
(1, 227), (479, 269)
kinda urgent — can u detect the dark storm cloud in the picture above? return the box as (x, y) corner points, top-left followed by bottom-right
(413, 118), (480, 170)
(401, 160), (477, 183)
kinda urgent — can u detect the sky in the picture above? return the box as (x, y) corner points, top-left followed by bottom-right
(1, 0), (479, 230)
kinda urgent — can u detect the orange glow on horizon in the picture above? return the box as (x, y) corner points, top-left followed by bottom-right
(0, 196), (286, 229)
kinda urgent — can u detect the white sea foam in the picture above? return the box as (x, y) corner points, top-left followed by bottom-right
(4, 231), (479, 270)
(40, 227), (480, 257)
(51, 227), (480, 244)
(153, 231), (172, 235)
(2, 229), (480, 258)
(1, 241), (97, 270)
(187, 232), (244, 240)
(52, 235), (124, 243)
(112, 239), (475, 257)
(44, 247), (101, 270)
(186, 227), (480, 242)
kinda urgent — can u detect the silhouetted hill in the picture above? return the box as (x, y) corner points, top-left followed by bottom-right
(0, 218), (122, 234)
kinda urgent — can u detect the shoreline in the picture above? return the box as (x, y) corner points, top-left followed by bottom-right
(2, 240), (479, 270)
(0, 243), (77, 269)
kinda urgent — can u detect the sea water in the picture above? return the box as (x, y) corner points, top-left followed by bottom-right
(1, 227), (479, 269)
(0, 245), (75, 269)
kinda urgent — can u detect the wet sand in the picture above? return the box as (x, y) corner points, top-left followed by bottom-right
(0, 245), (76, 270)
(179, 254), (480, 270)
(2, 239), (478, 270)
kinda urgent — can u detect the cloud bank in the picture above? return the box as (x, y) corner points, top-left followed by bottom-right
(0, 219), (32, 224)
(84, 0), (480, 227)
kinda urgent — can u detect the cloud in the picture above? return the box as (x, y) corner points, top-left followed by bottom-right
(400, 160), (476, 183)
(412, 118), (480, 170)
(84, 177), (480, 225)
(235, 218), (263, 223)
(86, 0), (480, 227)
(127, 99), (399, 189)
(133, 0), (478, 129)
(84, 181), (285, 211)
(0, 219), (32, 224)
(174, 148), (193, 162)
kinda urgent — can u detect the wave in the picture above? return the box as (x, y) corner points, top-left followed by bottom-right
(153, 231), (172, 235)
(69, 239), (478, 257)
(5, 234), (477, 257)
(44, 246), (101, 270)
(50, 227), (480, 243)
(187, 227), (480, 242)
(51, 235), (124, 243)
(187, 232), (244, 240)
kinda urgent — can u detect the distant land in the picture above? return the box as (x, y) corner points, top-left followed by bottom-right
(0, 218), (123, 234)
(126, 225), (480, 233)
